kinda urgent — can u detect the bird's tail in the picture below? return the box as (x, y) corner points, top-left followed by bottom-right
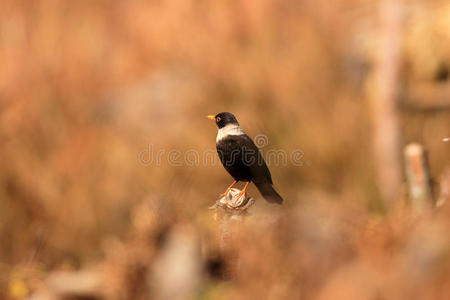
(254, 181), (283, 204)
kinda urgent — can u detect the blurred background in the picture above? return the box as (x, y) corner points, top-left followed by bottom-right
(1, 0), (450, 299)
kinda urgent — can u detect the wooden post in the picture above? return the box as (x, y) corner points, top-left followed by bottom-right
(404, 143), (433, 213)
(367, 0), (404, 206)
(436, 167), (450, 207)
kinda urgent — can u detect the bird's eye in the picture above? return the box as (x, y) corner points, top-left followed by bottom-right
(216, 117), (221, 122)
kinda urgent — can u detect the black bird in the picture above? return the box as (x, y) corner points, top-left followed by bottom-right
(208, 112), (283, 204)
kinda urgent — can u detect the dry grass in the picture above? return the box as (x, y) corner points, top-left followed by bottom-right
(0, 0), (450, 299)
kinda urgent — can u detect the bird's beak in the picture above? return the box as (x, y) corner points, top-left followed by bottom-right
(207, 115), (215, 121)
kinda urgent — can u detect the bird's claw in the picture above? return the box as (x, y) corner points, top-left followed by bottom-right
(218, 191), (228, 199)
(213, 188), (254, 211)
(236, 190), (246, 199)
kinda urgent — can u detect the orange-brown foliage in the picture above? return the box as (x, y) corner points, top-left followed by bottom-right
(0, 0), (449, 299)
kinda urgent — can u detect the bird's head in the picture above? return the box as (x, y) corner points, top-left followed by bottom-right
(207, 112), (239, 129)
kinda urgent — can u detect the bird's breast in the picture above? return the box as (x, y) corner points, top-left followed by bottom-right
(216, 124), (245, 142)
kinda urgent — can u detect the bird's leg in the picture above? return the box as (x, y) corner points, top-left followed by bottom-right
(219, 180), (238, 198)
(236, 182), (250, 198)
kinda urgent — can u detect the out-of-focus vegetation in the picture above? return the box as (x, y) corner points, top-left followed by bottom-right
(0, 0), (449, 299)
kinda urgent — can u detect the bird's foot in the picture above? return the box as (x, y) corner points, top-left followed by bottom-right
(218, 181), (238, 199)
(217, 188), (245, 202)
(211, 188), (254, 211)
(235, 190), (246, 199)
(218, 190), (230, 199)
(233, 182), (249, 202)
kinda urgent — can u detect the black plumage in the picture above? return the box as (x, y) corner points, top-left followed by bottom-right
(209, 112), (283, 204)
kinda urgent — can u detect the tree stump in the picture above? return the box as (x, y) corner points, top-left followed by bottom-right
(209, 188), (255, 278)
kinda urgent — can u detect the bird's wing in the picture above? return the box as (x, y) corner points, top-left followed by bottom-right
(238, 134), (273, 184)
